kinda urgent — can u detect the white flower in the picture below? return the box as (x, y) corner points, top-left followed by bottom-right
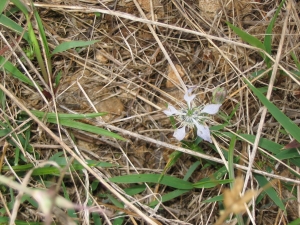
(163, 88), (221, 143)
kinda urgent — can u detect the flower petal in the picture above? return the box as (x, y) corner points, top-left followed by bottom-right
(173, 126), (186, 141)
(201, 104), (221, 115)
(193, 120), (212, 143)
(163, 105), (179, 116)
(184, 89), (196, 109)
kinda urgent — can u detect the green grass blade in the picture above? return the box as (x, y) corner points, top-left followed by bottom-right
(226, 22), (265, 51)
(10, 0), (29, 16)
(246, 79), (300, 143)
(30, 110), (107, 119)
(0, 56), (42, 89)
(109, 174), (193, 190)
(26, 110), (123, 140)
(254, 174), (285, 210)
(0, 0), (9, 14)
(0, 88), (5, 110)
(193, 166), (228, 188)
(202, 194), (223, 203)
(0, 14), (30, 42)
(288, 218), (300, 225)
(228, 135), (237, 188)
(290, 51), (300, 71)
(183, 161), (201, 181)
(264, 0), (286, 55)
(47, 118), (125, 140)
(149, 189), (189, 207)
(52, 40), (99, 55)
(31, 2), (52, 77)
(193, 179), (232, 189)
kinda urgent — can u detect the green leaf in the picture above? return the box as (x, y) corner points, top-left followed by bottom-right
(52, 40), (99, 55)
(110, 174), (193, 190)
(228, 135), (236, 189)
(48, 118), (125, 140)
(149, 189), (189, 207)
(254, 174), (285, 210)
(193, 178), (232, 189)
(202, 194), (223, 203)
(226, 22), (265, 51)
(0, 56), (41, 89)
(193, 166), (228, 188)
(0, 14), (30, 42)
(26, 110), (124, 140)
(183, 161), (201, 181)
(275, 149), (300, 160)
(32, 2), (52, 77)
(264, 0), (286, 55)
(246, 79), (300, 143)
(288, 218), (300, 225)
(0, 0), (9, 14)
(30, 110), (107, 120)
(124, 184), (147, 196)
(11, 0), (29, 16)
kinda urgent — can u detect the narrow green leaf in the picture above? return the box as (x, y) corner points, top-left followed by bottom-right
(0, 14), (30, 42)
(0, 56), (41, 89)
(228, 135), (236, 189)
(203, 194), (223, 203)
(193, 179), (232, 189)
(30, 110), (107, 120)
(46, 118), (124, 140)
(290, 52), (300, 71)
(0, 88), (5, 110)
(52, 40), (99, 55)
(31, 2), (52, 77)
(264, 0), (286, 55)
(246, 79), (300, 143)
(183, 161), (201, 181)
(254, 174), (285, 210)
(110, 174), (193, 190)
(24, 110), (123, 140)
(124, 184), (147, 196)
(275, 149), (300, 160)
(226, 22), (265, 51)
(0, 0), (9, 14)
(149, 189), (189, 207)
(288, 218), (300, 225)
(11, 0), (29, 16)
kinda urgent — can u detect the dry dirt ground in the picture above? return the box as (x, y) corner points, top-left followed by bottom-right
(1, 0), (300, 224)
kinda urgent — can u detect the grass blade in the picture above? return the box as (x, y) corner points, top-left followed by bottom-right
(246, 79), (300, 143)
(47, 118), (125, 140)
(31, 2), (52, 78)
(0, 14), (30, 42)
(264, 0), (286, 55)
(254, 174), (285, 210)
(149, 189), (189, 207)
(30, 110), (107, 119)
(52, 40), (99, 55)
(110, 174), (193, 190)
(0, 56), (41, 89)
(226, 22), (265, 51)
(0, 0), (9, 14)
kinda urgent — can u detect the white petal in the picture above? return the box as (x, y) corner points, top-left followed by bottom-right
(184, 92), (196, 109)
(187, 86), (197, 94)
(173, 126), (186, 141)
(201, 104), (221, 115)
(193, 120), (212, 143)
(163, 105), (179, 116)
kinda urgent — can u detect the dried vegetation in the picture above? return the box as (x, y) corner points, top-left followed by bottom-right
(1, 0), (300, 224)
